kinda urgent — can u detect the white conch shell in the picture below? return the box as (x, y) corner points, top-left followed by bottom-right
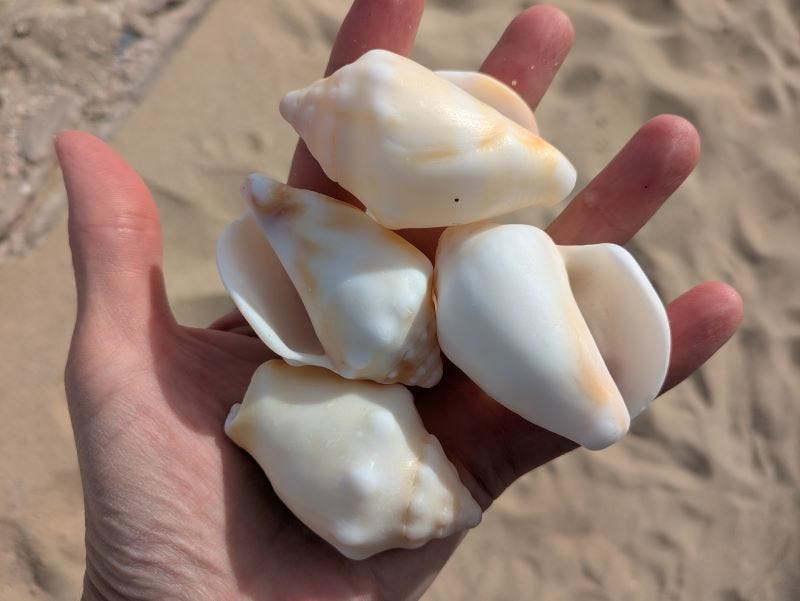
(279, 49), (576, 229)
(216, 174), (442, 387)
(435, 222), (670, 450)
(558, 244), (671, 419)
(435, 70), (538, 133)
(225, 360), (482, 560)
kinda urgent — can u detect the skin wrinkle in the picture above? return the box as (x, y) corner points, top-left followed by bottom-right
(182, 326), (269, 366)
(479, 406), (538, 501)
(167, 336), (244, 417)
(66, 364), (156, 443)
(73, 340), (231, 592)
(451, 460), (494, 516)
(83, 439), (229, 599)
(69, 271), (174, 362)
(85, 535), (172, 601)
(83, 558), (122, 601)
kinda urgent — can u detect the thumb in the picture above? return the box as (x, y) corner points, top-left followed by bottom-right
(56, 131), (173, 337)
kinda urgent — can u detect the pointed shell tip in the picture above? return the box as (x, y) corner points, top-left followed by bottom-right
(243, 173), (276, 209)
(279, 90), (301, 123)
(581, 407), (630, 451)
(556, 152), (577, 202)
(224, 403), (242, 435)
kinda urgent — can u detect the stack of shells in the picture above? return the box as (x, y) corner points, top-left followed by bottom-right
(217, 50), (671, 561)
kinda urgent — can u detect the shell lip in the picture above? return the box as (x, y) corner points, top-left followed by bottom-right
(215, 215), (331, 367)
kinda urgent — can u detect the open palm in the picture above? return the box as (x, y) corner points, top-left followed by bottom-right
(60, 2), (742, 600)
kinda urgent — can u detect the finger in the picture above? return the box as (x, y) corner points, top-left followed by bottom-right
(324, 0), (425, 77)
(547, 115), (701, 245)
(183, 327), (274, 366)
(480, 5), (574, 110)
(55, 131), (173, 333)
(208, 309), (262, 339)
(208, 309), (250, 333)
(288, 0), (426, 198)
(661, 281), (743, 392)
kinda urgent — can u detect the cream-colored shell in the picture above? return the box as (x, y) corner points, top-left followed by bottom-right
(216, 174), (442, 387)
(559, 244), (671, 419)
(435, 223), (670, 450)
(435, 70), (538, 134)
(225, 361), (482, 560)
(280, 49), (576, 229)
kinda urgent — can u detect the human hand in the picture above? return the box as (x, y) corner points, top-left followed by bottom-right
(60, 2), (743, 600)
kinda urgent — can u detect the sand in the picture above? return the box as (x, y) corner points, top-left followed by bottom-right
(0, 0), (213, 262)
(1, 0), (799, 599)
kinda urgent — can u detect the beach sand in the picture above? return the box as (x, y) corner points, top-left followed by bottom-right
(1, 0), (798, 599)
